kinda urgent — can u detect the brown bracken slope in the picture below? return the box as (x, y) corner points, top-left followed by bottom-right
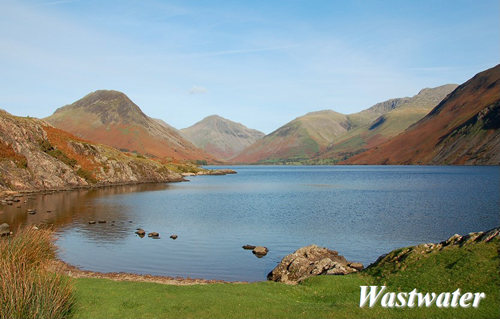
(342, 64), (500, 165)
(45, 90), (217, 163)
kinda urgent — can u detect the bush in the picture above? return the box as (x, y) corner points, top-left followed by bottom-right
(76, 168), (98, 184)
(0, 227), (74, 319)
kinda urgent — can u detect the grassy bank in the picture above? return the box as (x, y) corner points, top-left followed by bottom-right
(0, 227), (74, 319)
(1, 228), (498, 318)
(71, 237), (499, 318)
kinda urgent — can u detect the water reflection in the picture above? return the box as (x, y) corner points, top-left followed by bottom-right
(0, 183), (173, 244)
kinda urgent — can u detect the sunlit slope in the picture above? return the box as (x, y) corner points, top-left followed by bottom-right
(343, 65), (500, 165)
(45, 90), (216, 162)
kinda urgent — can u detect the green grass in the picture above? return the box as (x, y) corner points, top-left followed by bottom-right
(70, 238), (499, 318)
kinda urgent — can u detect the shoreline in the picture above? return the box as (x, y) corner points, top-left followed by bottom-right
(50, 259), (247, 286)
(0, 168), (237, 198)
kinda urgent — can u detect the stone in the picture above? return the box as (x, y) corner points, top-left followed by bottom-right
(98, 220), (106, 223)
(135, 228), (146, 236)
(348, 262), (364, 271)
(88, 221), (96, 224)
(242, 245), (256, 250)
(170, 235), (178, 240)
(148, 232), (159, 237)
(267, 244), (362, 284)
(0, 223), (11, 236)
(252, 246), (269, 256)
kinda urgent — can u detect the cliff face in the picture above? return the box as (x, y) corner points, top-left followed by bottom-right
(343, 65), (500, 165)
(0, 110), (183, 192)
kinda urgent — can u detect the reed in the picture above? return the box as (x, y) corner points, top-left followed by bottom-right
(0, 227), (74, 319)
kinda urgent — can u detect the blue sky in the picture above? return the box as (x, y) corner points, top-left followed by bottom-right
(1, 0), (498, 133)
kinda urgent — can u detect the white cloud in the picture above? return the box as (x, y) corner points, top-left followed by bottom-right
(189, 86), (208, 95)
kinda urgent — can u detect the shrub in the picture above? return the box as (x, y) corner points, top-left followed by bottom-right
(76, 168), (98, 184)
(0, 227), (74, 319)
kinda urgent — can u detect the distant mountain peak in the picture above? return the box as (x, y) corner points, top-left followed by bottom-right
(181, 115), (265, 160)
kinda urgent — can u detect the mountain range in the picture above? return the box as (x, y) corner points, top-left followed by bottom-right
(232, 84), (458, 163)
(31, 64), (500, 166)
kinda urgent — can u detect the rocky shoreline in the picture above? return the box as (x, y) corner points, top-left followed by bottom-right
(0, 168), (237, 200)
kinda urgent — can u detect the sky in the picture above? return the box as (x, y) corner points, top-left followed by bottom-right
(0, 0), (498, 134)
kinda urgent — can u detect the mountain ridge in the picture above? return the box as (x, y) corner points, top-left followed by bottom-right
(342, 64), (500, 165)
(232, 84), (457, 164)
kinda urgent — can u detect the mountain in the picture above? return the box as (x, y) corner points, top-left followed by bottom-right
(342, 64), (500, 165)
(0, 109), (186, 191)
(45, 90), (215, 162)
(318, 84), (458, 161)
(180, 115), (265, 160)
(231, 110), (351, 163)
(232, 85), (456, 164)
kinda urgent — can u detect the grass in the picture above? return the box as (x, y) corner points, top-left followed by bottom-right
(0, 227), (74, 319)
(70, 237), (499, 318)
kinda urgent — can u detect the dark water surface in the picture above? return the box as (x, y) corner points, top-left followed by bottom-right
(1, 166), (498, 282)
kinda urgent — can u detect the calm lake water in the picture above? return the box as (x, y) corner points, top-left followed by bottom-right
(1, 166), (499, 282)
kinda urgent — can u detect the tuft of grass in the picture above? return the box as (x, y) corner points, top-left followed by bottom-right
(0, 227), (74, 319)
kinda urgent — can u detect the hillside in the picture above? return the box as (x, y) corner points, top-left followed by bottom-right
(233, 85), (456, 164)
(318, 84), (458, 162)
(231, 110), (350, 163)
(45, 90), (216, 163)
(180, 115), (265, 160)
(343, 64), (500, 165)
(0, 109), (194, 191)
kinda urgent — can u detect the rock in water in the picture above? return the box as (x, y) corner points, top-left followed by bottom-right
(267, 244), (363, 284)
(148, 232), (159, 237)
(252, 246), (269, 257)
(135, 228), (146, 236)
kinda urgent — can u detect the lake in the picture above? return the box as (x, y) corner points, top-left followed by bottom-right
(1, 165), (499, 282)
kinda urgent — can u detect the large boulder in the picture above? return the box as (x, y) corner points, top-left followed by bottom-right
(267, 244), (363, 284)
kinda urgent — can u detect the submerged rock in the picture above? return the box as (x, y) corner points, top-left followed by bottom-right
(170, 235), (178, 240)
(242, 245), (256, 250)
(267, 244), (362, 284)
(135, 228), (146, 236)
(88, 221), (96, 224)
(148, 232), (159, 237)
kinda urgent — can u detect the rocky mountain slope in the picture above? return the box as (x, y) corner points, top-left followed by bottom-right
(0, 109), (190, 192)
(318, 84), (458, 161)
(180, 115), (265, 160)
(45, 90), (216, 163)
(232, 85), (456, 164)
(343, 64), (500, 165)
